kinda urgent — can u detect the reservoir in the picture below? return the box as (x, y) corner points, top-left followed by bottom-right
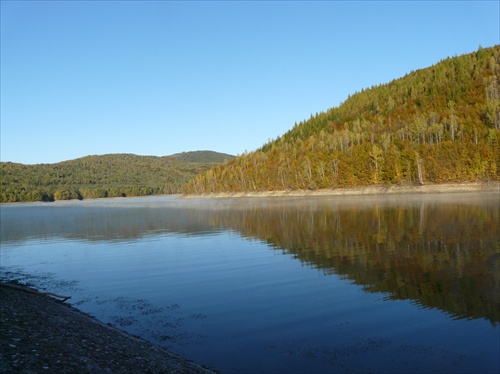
(1, 192), (499, 373)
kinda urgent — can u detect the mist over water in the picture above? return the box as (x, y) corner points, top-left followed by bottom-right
(1, 193), (499, 373)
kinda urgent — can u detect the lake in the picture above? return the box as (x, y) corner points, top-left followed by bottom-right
(1, 192), (499, 373)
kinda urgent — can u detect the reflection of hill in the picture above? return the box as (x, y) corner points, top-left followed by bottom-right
(0, 203), (218, 244)
(200, 194), (500, 324)
(2, 194), (498, 324)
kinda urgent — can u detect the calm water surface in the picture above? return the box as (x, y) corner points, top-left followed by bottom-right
(1, 193), (499, 373)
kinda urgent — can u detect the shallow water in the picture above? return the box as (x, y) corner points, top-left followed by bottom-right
(1, 193), (499, 373)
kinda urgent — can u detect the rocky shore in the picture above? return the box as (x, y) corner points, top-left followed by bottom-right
(0, 283), (215, 373)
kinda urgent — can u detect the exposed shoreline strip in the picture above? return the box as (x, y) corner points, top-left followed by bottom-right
(180, 181), (500, 199)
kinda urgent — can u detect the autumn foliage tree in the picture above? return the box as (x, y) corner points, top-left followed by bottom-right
(184, 46), (500, 194)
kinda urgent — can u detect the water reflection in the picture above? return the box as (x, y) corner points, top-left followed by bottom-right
(199, 193), (500, 324)
(0, 198), (220, 243)
(1, 193), (498, 324)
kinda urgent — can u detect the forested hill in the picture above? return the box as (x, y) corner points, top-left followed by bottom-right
(183, 46), (500, 194)
(0, 152), (234, 202)
(169, 150), (234, 163)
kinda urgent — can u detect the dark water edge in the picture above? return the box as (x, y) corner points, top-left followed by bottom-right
(4, 270), (497, 374)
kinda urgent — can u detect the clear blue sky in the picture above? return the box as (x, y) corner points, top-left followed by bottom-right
(1, 1), (499, 164)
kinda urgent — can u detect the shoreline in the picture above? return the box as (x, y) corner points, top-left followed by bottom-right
(2, 182), (498, 205)
(180, 181), (500, 199)
(0, 282), (215, 373)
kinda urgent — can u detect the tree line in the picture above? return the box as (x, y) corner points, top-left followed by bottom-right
(0, 152), (233, 203)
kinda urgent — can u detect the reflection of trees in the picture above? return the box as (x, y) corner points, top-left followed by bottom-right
(2, 195), (498, 324)
(201, 195), (499, 324)
(0, 205), (218, 243)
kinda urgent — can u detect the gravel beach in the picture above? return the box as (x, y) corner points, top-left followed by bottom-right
(0, 283), (216, 373)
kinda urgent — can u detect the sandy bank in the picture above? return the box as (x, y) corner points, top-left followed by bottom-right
(181, 182), (500, 199)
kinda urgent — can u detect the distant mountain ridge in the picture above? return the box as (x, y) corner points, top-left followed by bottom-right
(0, 151), (234, 202)
(183, 46), (500, 194)
(169, 150), (235, 163)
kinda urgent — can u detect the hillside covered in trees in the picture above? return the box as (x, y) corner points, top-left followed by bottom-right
(184, 46), (500, 194)
(0, 151), (233, 202)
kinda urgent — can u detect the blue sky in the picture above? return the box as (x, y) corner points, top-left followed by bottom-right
(1, 1), (499, 164)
